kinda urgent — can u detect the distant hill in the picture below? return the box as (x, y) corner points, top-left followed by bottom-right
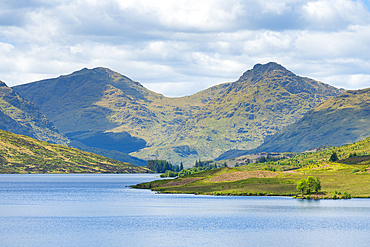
(0, 129), (151, 173)
(217, 88), (370, 160)
(0, 80), (69, 145)
(13, 63), (345, 164)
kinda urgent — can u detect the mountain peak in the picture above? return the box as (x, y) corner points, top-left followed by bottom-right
(67, 67), (116, 77)
(237, 62), (295, 83)
(56, 67), (145, 90)
(252, 62), (289, 72)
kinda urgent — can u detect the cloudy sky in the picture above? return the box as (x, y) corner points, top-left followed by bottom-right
(1, 0), (370, 97)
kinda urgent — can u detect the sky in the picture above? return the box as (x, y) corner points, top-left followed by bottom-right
(1, 0), (370, 97)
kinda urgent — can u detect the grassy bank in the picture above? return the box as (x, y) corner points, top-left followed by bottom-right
(132, 157), (370, 198)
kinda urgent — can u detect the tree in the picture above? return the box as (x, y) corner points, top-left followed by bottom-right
(329, 152), (339, 162)
(180, 162), (184, 171)
(306, 176), (316, 194)
(314, 177), (321, 193)
(296, 178), (307, 195)
(174, 165), (180, 172)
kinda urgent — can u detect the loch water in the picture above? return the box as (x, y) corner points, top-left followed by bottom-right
(0, 174), (370, 247)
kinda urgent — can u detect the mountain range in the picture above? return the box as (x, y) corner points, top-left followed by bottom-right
(12, 62), (345, 164)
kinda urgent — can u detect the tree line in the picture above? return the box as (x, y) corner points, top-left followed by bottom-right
(146, 159), (227, 178)
(146, 160), (183, 173)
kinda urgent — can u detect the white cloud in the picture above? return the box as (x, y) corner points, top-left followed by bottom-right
(113, 0), (244, 31)
(302, 0), (370, 29)
(0, 0), (370, 96)
(324, 74), (370, 89)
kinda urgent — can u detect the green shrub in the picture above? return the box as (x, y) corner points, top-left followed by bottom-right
(352, 168), (360, 173)
(160, 170), (178, 178)
(343, 191), (351, 199)
(349, 152), (356, 158)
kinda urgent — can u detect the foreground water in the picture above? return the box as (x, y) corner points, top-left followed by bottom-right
(0, 174), (370, 247)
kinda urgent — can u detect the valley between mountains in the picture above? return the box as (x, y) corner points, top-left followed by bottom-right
(11, 62), (346, 165)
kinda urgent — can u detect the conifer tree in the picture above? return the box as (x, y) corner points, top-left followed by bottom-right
(329, 152), (339, 162)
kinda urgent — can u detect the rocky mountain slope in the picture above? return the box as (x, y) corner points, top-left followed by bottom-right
(218, 87), (370, 159)
(0, 80), (69, 145)
(13, 62), (345, 164)
(0, 129), (151, 173)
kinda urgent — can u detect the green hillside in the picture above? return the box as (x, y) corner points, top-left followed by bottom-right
(0, 81), (69, 146)
(218, 87), (370, 160)
(134, 137), (370, 198)
(13, 63), (344, 164)
(0, 129), (151, 173)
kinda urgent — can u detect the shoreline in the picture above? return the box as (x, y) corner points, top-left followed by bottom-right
(131, 185), (370, 199)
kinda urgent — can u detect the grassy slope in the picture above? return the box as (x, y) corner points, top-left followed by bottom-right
(0, 129), (152, 173)
(134, 137), (370, 197)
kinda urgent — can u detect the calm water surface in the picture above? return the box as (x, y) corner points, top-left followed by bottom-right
(0, 174), (369, 247)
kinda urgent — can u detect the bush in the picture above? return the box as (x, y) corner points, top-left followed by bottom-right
(349, 152), (357, 158)
(343, 191), (351, 199)
(352, 168), (360, 173)
(160, 170), (178, 178)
